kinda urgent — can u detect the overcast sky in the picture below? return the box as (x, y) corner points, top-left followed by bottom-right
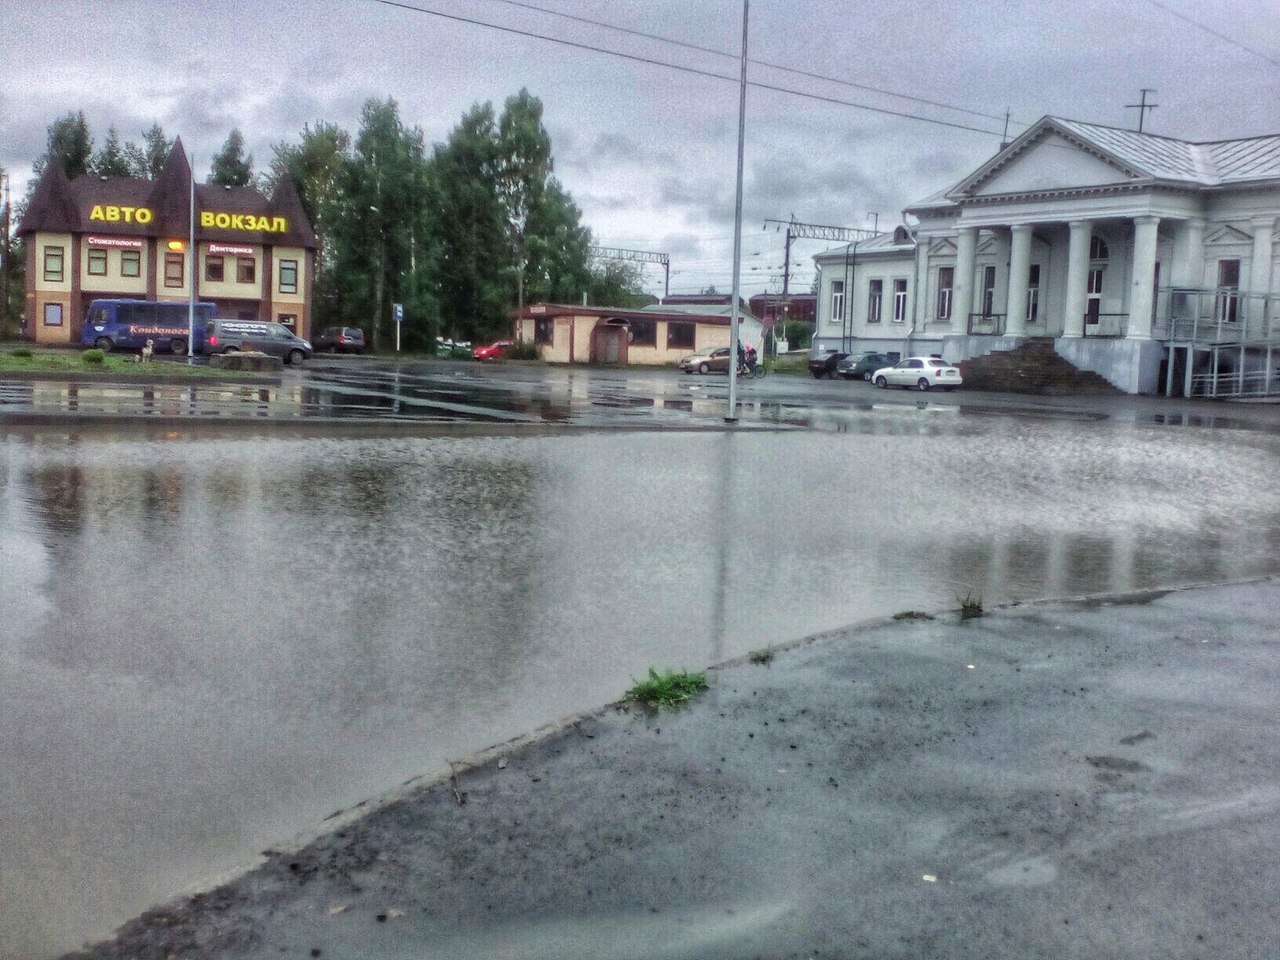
(2, 0), (1278, 296)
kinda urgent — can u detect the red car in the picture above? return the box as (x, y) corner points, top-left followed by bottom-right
(472, 339), (513, 361)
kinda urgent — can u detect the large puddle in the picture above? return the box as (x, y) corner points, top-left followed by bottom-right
(3, 412), (1280, 957)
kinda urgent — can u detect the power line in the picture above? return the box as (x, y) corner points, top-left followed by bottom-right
(1141, 0), (1280, 67)
(479, 0), (1024, 127)
(367, 0), (1008, 139)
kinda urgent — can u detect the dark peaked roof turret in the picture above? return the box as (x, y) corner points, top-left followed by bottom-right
(147, 137), (195, 237)
(16, 164), (79, 236)
(268, 174), (317, 248)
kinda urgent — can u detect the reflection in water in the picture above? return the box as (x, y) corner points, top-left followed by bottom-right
(3, 417), (1280, 958)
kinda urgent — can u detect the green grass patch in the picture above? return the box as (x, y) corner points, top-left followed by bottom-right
(768, 354), (810, 376)
(0, 351), (260, 379)
(625, 668), (708, 708)
(892, 611), (936, 622)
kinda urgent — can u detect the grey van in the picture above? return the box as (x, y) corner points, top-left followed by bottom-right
(202, 320), (313, 365)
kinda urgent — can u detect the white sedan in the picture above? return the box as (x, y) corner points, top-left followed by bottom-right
(872, 356), (963, 391)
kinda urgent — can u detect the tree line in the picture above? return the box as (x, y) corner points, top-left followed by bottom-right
(0, 92), (649, 346)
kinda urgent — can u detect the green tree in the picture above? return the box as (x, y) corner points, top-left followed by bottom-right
(495, 89), (553, 316)
(332, 98), (436, 351)
(209, 128), (253, 186)
(33, 111), (93, 182)
(1, 167), (21, 338)
(268, 121), (352, 326)
(425, 102), (509, 341)
(90, 126), (133, 178)
(586, 259), (649, 307)
(123, 123), (173, 178)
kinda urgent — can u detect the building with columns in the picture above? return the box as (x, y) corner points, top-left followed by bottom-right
(814, 116), (1280, 396)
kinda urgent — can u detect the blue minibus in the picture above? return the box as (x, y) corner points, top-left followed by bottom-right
(82, 299), (217, 355)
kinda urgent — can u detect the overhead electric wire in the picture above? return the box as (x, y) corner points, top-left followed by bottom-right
(479, 0), (1026, 127)
(368, 0), (1009, 139)
(1141, 0), (1280, 67)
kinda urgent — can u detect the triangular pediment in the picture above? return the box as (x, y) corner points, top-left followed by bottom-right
(1206, 224), (1252, 245)
(977, 236), (997, 255)
(968, 132), (1142, 197)
(927, 237), (957, 256)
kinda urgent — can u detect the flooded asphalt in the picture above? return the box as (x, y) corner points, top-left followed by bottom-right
(2, 360), (1280, 957)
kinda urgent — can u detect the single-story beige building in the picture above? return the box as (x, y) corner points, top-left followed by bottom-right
(512, 302), (763, 366)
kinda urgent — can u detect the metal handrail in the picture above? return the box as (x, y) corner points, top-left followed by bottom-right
(1082, 313), (1127, 338)
(967, 312), (1005, 335)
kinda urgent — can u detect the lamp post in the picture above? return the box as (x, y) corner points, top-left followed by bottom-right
(725, 0), (749, 424)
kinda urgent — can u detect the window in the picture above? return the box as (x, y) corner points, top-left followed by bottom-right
(892, 279), (908, 323)
(206, 255), (225, 282)
(164, 252), (184, 288)
(278, 314), (297, 328)
(1026, 264), (1041, 322)
(279, 259), (298, 294)
(237, 257), (256, 284)
(867, 279), (883, 323)
(666, 322), (695, 349)
(981, 265), (997, 317)
(534, 318), (554, 345)
(43, 302), (63, 326)
(1086, 268), (1103, 323)
(628, 319), (656, 346)
(121, 250), (141, 277)
(1089, 236), (1109, 261)
(830, 280), (845, 323)
(87, 248), (107, 276)
(936, 267), (953, 320)
(43, 246), (65, 282)
(1217, 259), (1241, 322)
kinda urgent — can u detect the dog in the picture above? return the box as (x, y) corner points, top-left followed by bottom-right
(140, 339), (154, 363)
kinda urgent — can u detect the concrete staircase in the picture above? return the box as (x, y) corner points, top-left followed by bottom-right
(958, 339), (1122, 395)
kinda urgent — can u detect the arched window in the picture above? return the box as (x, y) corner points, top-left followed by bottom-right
(1089, 235), (1109, 261)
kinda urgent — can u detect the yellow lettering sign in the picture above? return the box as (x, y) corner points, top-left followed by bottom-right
(198, 211), (288, 233)
(88, 204), (154, 224)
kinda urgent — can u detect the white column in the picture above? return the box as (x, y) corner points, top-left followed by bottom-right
(1006, 223), (1033, 337)
(951, 226), (977, 335)
(1249, 217), (1275, 295)
(1172, 217), (1206, 288)
(1128, 215), (1161, 339)
(1063, 220), (1092, 338)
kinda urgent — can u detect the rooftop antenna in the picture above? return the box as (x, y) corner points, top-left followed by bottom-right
(1126, 88), (1158, 133)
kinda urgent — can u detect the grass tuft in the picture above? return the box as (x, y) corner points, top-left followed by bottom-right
(9, 346), (32, 358)
(893, 611), (935, 622)
(625, 668), (708, 708)
(958, 592), (984, 619)
(82, 348), (106, 365)
(748, 647), (775, 665)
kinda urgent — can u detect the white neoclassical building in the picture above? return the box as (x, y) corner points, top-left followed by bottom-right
(814, 116), (1280, 396)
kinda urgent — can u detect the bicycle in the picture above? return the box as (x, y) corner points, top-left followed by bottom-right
(737, 361), (767, 379)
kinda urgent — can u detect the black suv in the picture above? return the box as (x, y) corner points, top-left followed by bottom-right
(313, 326), (366, 354)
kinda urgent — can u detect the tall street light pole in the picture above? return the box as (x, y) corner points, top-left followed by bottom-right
(726, 0), (749, 423)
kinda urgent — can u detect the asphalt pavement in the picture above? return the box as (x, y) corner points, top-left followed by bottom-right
(62, 578), (1280, 960)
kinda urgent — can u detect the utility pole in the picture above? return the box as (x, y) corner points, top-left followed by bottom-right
(588, 246), (671, 300)
(1126, 89), (1158, 133)
(762, 217), (882, 354)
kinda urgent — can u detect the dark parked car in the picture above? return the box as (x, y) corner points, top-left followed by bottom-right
(312, 326), (365, 354)
(808, 350), (849, 379)
(313, 326), (365, 354)
(836, 351), (900, 381)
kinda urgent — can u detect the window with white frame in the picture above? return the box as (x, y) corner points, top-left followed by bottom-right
(892, 279), (908, 323)
(981, 265), (997, 317)
(867, 279), (883, 323)
(829, 280), (845, 324)
(936, 266), (953, 320)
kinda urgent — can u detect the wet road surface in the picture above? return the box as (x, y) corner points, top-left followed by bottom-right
(2, 361), (1280, 957)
